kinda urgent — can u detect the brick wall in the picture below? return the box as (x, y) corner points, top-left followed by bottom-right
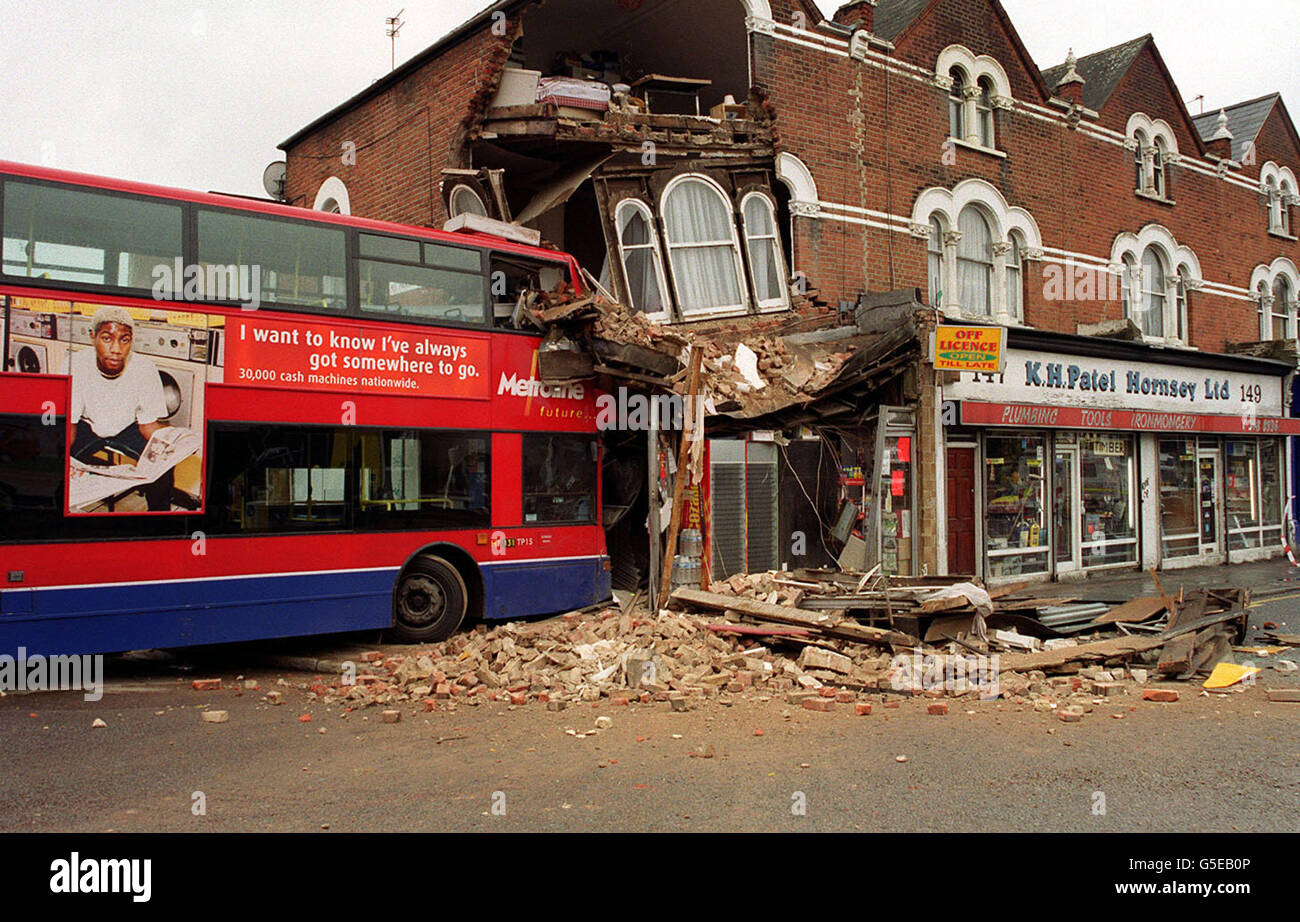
(760, 0), (1300, 353)
(282, 18), (519, 228)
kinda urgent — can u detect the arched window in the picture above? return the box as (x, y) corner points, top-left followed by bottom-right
(948, 69), (967, 141)
(1281, 182), (1294, 236)
(661, 175), (746, 317)
(614, 199), (669, 319)
(1140, 246), (1167, 338)
(449, 185), (488, 218)
(1257, 281), (1273, 339)
(1152, 137), (1168, 198)
(1273, 275), (1294, 340)
(1133, 131), (1148, 191)
(1175, 267), (1190, 342)
(1122, 255), (1137, 321)
(927, 216), (945, 308)
(976, 77), (995, 148)
(1005, 234), (1023, 320)
(956, 207), (993, 316)
(741, 193), (789, 310)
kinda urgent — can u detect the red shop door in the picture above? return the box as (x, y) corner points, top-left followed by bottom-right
(947, 447), (977, 575)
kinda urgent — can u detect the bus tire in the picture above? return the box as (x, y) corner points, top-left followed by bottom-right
(393, 555), (468, 643)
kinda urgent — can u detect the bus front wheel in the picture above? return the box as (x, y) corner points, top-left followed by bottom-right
(393, 555), (468, 643)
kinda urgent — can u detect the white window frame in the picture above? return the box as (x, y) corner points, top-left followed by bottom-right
(449, 185), (488, 219)
(956, 205), (994, 318)
(976, 77), (995, 149)
(1272, 275), (1295, 340)
(927, 215), (947, 308)
(948, 69), (967, 143)
(1005, 233), (1024, 322)
(739, 191), (791, 313)
(613, 198), (672, 322)
(660, 174), (750, 319)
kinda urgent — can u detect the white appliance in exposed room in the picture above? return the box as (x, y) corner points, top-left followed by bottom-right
(5, 308), (65, 374)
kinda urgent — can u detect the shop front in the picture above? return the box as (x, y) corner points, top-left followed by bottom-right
(939, 331), (1298, 582)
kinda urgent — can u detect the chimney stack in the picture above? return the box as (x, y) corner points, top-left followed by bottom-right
(1055, 50), (1086, 107)
(1206, 109), (1234, 160)
(833, 0), (876, 33)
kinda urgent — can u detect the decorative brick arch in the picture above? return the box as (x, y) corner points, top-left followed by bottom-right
(911, 178), (1042, 251)
(313, 176), (351, 215)
(1111, 223), (1201, 282)
(776, 152), (820, 216)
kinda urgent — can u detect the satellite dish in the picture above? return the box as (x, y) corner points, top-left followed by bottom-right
(262, 161), (287, 200)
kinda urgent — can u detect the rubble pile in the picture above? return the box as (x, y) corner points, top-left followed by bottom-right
(303, 604), (901, 714)
(292, 568), (1291, 721)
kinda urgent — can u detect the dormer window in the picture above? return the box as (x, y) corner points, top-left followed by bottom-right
(1127, 115), (1178, 202)
(1152, 137), (1168, 198)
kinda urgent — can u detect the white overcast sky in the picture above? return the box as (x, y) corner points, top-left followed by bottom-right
(1, 1), (1295, 198)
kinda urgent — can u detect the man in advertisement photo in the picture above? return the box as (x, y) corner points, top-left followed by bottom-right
(68, 305), (175, 512)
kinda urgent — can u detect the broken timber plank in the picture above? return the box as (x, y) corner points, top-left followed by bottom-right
(994, 596), (1079, 611)
(671, 588), (916, 646)
(920, 595), (976, 615)
(988, 581), (1032, 600)
(1261, 632), (1300, 646)
(999, 636), (1166, 672)
(1091, 596), (1168, 626)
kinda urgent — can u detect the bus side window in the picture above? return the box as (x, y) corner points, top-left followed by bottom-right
(490, 254), (569, 329)
(521, 434), (597, 524)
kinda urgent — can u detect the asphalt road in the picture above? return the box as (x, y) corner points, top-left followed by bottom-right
(1, 639), (1297, 834)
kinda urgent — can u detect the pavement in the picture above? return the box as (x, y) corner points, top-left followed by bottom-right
(1071, 556), (1300, 602)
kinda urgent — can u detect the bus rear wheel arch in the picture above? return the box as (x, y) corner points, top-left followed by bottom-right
(392, 554), (469, 643)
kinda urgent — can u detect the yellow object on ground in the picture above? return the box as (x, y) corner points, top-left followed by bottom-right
(1203, 663), (1262, 689)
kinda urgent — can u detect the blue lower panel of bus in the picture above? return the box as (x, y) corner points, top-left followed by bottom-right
(481, 557), (612, 621)
(0, 557), (611, 656)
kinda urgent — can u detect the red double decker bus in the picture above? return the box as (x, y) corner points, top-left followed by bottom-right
(0, 161), (610, 656)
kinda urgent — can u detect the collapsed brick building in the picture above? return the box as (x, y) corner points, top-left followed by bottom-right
(277, 0), (1300, 590)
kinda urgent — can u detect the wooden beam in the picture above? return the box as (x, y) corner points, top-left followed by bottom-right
(658, 347), (703, 605)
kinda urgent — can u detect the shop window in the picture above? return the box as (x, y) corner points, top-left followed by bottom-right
(741, 193), (790, 311)
(880, 434), (914, 576)
(1261, 440), (1285, 547)
(1077, 434), (1137, 567)
(661, 176), (746, 317)
(1225, 440), (1261, 550)
(522, 434), (597, 524)
(614, 199), (670, 320)
(956, 207), (993, 316)
(984, 434), (1049, 578)
(1158, 438), (1200, 559)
